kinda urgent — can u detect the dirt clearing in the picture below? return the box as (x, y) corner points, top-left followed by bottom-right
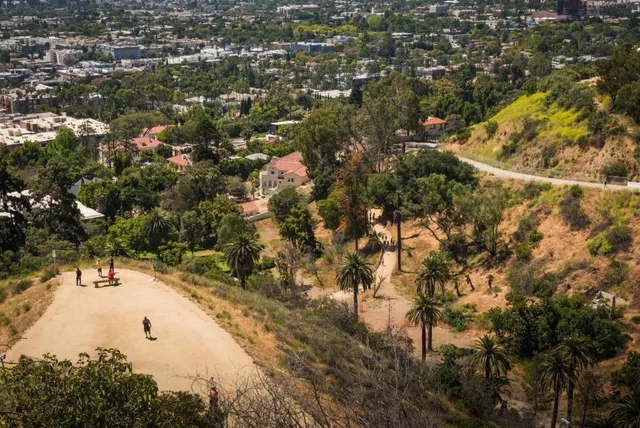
(6, 269), (258, 392)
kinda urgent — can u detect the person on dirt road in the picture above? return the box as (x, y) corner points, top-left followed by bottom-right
(96, 258), (103, 277)
(108, 269), (115, 285)
(143, 317), (152, 339)
(109, 257), (114, 274)
(76, 267), (82, 286)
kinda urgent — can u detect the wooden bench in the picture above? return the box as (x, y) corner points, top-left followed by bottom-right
(93, 278), (120, 288)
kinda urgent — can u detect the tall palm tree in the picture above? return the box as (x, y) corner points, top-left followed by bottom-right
(143, 209), (173, 257)
(417, 251), (451, 297)
(224, 232), (262, 290)
(610, 388), (640, 428)
(559, 336), (594, 424)
(469, 335), (511, 381)
(406, 293), (442, 360)
(336, 252), (373, 320)
(539, 348), (574, 428)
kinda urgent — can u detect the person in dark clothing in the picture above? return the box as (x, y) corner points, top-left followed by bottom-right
(76, 267), (82, 286)
(142, 317), (152, 338)
(109, 257), (114, 274)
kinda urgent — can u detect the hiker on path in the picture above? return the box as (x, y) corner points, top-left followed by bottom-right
(96, 259), (103, 277)
(143, 317), (152, 339)
(76, 267), (82, 286)
(109, 257), (114, 274)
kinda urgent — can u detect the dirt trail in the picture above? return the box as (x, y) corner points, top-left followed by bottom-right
(7, 269), (258, 392)
(361, 220), (476, 350)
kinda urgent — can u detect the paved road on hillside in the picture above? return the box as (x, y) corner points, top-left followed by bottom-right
(456, 155), (630, 191)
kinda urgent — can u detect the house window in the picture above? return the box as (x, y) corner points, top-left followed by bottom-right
(271, 170), (275, 174)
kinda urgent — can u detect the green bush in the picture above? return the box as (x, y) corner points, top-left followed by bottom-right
(604, 260), (629, 287)
(40, 268), (58, 283)
(602, 160), (628, 178)
(14, 279), (33, 295)
(631, 315), (640, 324)
(559, 190), (590, 230)
(587, 235), (612, 256)
(257, 256), (276, 271)
(442, 304), (476, 332)
(514, 241), (534, 262)
(519, 182), (552, 200)
(568, 185), (584, 198)
(485, 121), (498, 137)
(531, 274), (558, 298)
(529, 229), (544, 244)
(605, 224), (632, 252)
(159, 241), (187, 267)
(0, 286), (7, 304)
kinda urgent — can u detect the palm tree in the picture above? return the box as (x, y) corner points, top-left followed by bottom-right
(559, 336), (594, 424)
(406, 293), (442, 360)
(469, 335), (511, 381)
(143, 209), (173, 257)
(610, 389), (640, 428)
(538, 348), (574, 428)
(336, 252), (374, 320)
(224, 232), (262, 290)
(417, 251), (452, 297)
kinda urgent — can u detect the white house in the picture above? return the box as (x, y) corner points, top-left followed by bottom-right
(259, 151), (309, 195)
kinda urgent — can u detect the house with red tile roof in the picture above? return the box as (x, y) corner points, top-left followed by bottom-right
(98, 136), (168, 165)
(239, 201), (259, 216)
(142, 125), (174, 139)
(259, 151), (309, 195)
(167, 153), (192, 173)
(419, 117), (448, 138)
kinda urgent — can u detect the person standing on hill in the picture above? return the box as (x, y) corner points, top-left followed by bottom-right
(142, 317), (152, 339)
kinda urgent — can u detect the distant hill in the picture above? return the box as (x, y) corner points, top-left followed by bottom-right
(448, 89), (640, 182)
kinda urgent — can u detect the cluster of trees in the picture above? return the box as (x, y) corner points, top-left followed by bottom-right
(598, 45), (640, 122)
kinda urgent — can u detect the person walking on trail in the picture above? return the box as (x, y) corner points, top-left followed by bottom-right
(109, 257), (114, 274)
(96, 258), (103, 277)
(76, 267), (82, 286)
(142, 317), (152, 339)
(604, 178), (608, 188)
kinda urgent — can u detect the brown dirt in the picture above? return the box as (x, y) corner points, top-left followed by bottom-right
(6, 269), (259, 392)
(0, 275), (60, 346)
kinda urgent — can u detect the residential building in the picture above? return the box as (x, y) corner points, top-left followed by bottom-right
(290, 42), (334, 53)
(48, 48), (82, 65)
(167, 153), (192, 173)
(429, 4), (450, 13)
(142, 125), (173, 139)
(0, 112), (107, 148)
(98, 136), (167, 165)
(420, 117), (448, 138)
(259, 151), (309, 195)
(97, 44), (141, 61)
(0, 90), (57, 114)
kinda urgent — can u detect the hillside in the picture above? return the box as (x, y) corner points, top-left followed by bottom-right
(447, 90), (640, 182)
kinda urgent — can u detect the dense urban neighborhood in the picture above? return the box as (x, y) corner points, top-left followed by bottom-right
(2, 0), (640, 426)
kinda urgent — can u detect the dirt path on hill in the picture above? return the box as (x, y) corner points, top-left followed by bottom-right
(6, 269), (258, 392)
(314, 215), (477, 351)
(361, 221), (477, 350)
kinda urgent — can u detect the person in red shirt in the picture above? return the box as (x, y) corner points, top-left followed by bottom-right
(108, 270), (115, 285)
